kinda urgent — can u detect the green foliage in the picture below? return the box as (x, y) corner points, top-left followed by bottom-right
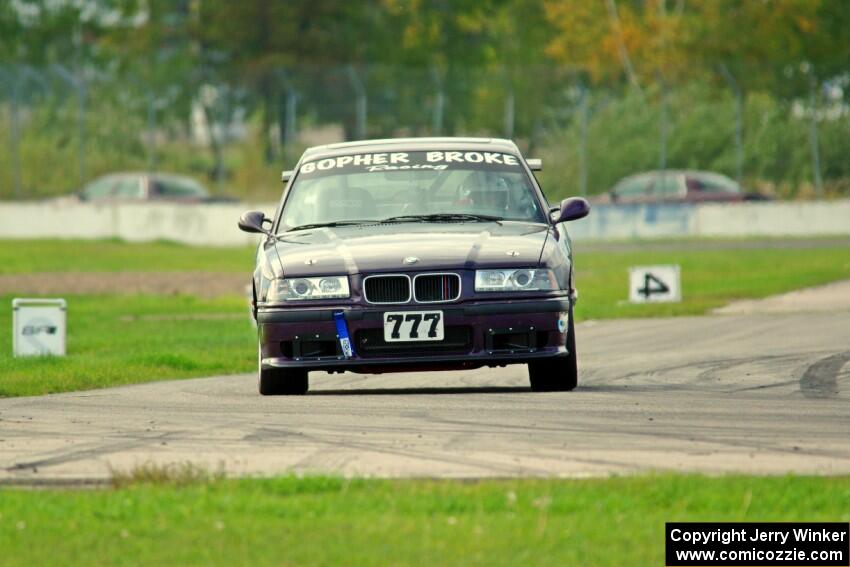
(538, 85), (850, 201)
(2, 2), (849, 200)
(1, 475), (848, 566)
(0, 96), (303, 200)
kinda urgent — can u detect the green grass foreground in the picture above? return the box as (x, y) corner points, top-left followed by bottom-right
(1, 474), (848, 566)
(1, 238), (849, 396)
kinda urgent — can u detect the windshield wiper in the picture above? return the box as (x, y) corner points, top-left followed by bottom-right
(289, 213), (504, 231)
(288, 220), (377, 232)
(381, 213), (503, 224)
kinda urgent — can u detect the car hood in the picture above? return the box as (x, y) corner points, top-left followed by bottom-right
(272, 222), (550, 277)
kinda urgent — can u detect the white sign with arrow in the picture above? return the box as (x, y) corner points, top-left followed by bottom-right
(629, 265), (681, 303)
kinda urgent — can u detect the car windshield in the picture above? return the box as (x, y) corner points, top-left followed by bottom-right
(278, 150), (545, 232)
(153, 175), (209, 198)
(691, 172), (740, 194)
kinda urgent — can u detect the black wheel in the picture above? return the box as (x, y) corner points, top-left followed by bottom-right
(528, 306), (578, 392)
(258, 342), (308, 395)
(259, 367), (308, 395)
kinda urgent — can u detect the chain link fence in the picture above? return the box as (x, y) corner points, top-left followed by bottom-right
(1, 64), (846, 201)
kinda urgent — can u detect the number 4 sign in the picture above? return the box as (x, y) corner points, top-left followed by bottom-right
(628, 265), (681, 303)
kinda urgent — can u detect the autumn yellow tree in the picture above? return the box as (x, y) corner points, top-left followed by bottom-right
(543, 0), (836, 91)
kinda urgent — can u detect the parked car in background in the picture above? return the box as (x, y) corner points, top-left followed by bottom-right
(599, 170), (769, 204)
(78, 172), (235, 203)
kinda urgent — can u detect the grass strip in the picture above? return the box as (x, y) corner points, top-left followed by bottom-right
(0, 294), (254, 396)
(1, 474), (848, 566)
(0, 239), (254, 274)
(574, 243), (850, 319)
(1, 239), (849, 396)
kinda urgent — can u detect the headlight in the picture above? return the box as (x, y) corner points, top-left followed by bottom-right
(474, 269), (558, 292)
(267, 276), (350, 301)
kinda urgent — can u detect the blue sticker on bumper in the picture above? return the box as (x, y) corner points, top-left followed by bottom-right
(557, 312), (569, 334)
(333, 311), (356, 358)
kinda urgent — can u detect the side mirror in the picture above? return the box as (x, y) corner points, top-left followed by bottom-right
(526, 158), (542, 171)
(238, 210), (270, 234)
(281, 170), (294, 183)
(553, 197), (590, 224)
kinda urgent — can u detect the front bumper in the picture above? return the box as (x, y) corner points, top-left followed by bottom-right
(257, 297), (572, 373)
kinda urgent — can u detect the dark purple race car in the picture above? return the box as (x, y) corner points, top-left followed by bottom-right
(238, 137), (590, 395)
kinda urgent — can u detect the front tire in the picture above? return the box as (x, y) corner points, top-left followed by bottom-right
(259, 367), (308, 395)
(258, 341), (308, 395)
(528, 306), (578, 392)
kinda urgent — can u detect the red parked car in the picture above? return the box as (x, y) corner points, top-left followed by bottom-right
(601, 170), (767, 204)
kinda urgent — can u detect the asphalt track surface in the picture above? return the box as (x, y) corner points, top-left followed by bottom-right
(1, 312), (848, 484)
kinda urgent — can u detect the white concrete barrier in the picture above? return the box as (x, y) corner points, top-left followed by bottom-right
(567, 203), (696, 240)
(0, 200), (848, 246)
(0, 201), (277, 247)
(694, 200), (850, 237)
(566, 200), (850, 241)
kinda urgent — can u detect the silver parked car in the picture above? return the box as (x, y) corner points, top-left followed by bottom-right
(78, 172), (235, 203)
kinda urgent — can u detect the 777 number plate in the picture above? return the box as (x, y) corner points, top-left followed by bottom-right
(383, 310), (444, 342)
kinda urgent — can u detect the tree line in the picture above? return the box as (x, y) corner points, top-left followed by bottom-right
(0, 0), (847, 198)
